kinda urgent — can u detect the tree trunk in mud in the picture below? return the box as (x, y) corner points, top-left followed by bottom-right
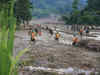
(26, 21), (29, 26)
(23, 20), (26, 29)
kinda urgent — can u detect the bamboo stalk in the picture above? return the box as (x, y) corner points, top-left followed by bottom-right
(0, 0), (16, 75)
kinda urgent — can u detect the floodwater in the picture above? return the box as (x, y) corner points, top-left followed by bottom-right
(14, 28), (100, 75)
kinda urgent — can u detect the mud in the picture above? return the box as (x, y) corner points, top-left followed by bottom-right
(14, 29), (100, 75)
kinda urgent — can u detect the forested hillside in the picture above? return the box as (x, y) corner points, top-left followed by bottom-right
(31, 0), (87, 18)
(63, 0), (100, 25)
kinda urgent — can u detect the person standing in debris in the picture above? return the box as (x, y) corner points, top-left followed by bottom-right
(49, 28), (53, 36)
(31, 30), (36, 42)
(35, 28), (38, 36)
(72, 36), (79, 46)
(73, 32), (77, 37)
(79, 28), (83, 40)
(85, 27), (90, 40)
(55, 32), (60, 40)
(46, 26), (48, 30)
(86, 27), (89, 35)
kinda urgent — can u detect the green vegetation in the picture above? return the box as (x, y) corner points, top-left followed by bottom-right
(31, 0), (86, 18)
(63, 0), (100, 25)
(62, 0), (80, 24)
(15, 0), (32, 28)
(0, 0), (29, 75)
(0, 0), (16, 74)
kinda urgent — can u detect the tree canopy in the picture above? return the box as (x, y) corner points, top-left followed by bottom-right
(15, 0), (32, 27)
(62, 0), (100, 25)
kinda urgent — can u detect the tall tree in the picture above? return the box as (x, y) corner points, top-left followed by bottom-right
(71, 0), (80, 24)
(88, 0), (100, 11)
(15, 0), (32, 28)
(62, 0), (80, 24)
(63, 0), (100, 25)
(72, 0), (79, 11)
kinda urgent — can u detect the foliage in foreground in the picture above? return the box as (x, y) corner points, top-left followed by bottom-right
(15, 0), (32, 28)
(0, 0), (28, 75)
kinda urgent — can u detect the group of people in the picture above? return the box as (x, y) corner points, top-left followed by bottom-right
(45, 26), (61, 41)
(46, 26), (61, 40)
(31, 25), (61, 42)
(72, 26), (90, 46)
(31, 24), (42, 41)
(31, 24), (90, 46)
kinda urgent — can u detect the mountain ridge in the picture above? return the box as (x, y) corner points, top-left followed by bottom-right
(31, 0), (87, 18)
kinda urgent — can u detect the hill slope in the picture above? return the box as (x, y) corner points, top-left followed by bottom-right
(31, 0), (87, 18)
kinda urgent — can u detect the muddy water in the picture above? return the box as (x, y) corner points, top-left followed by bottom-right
(22, 66), (98, 75)
(14, 30), (100, 75)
